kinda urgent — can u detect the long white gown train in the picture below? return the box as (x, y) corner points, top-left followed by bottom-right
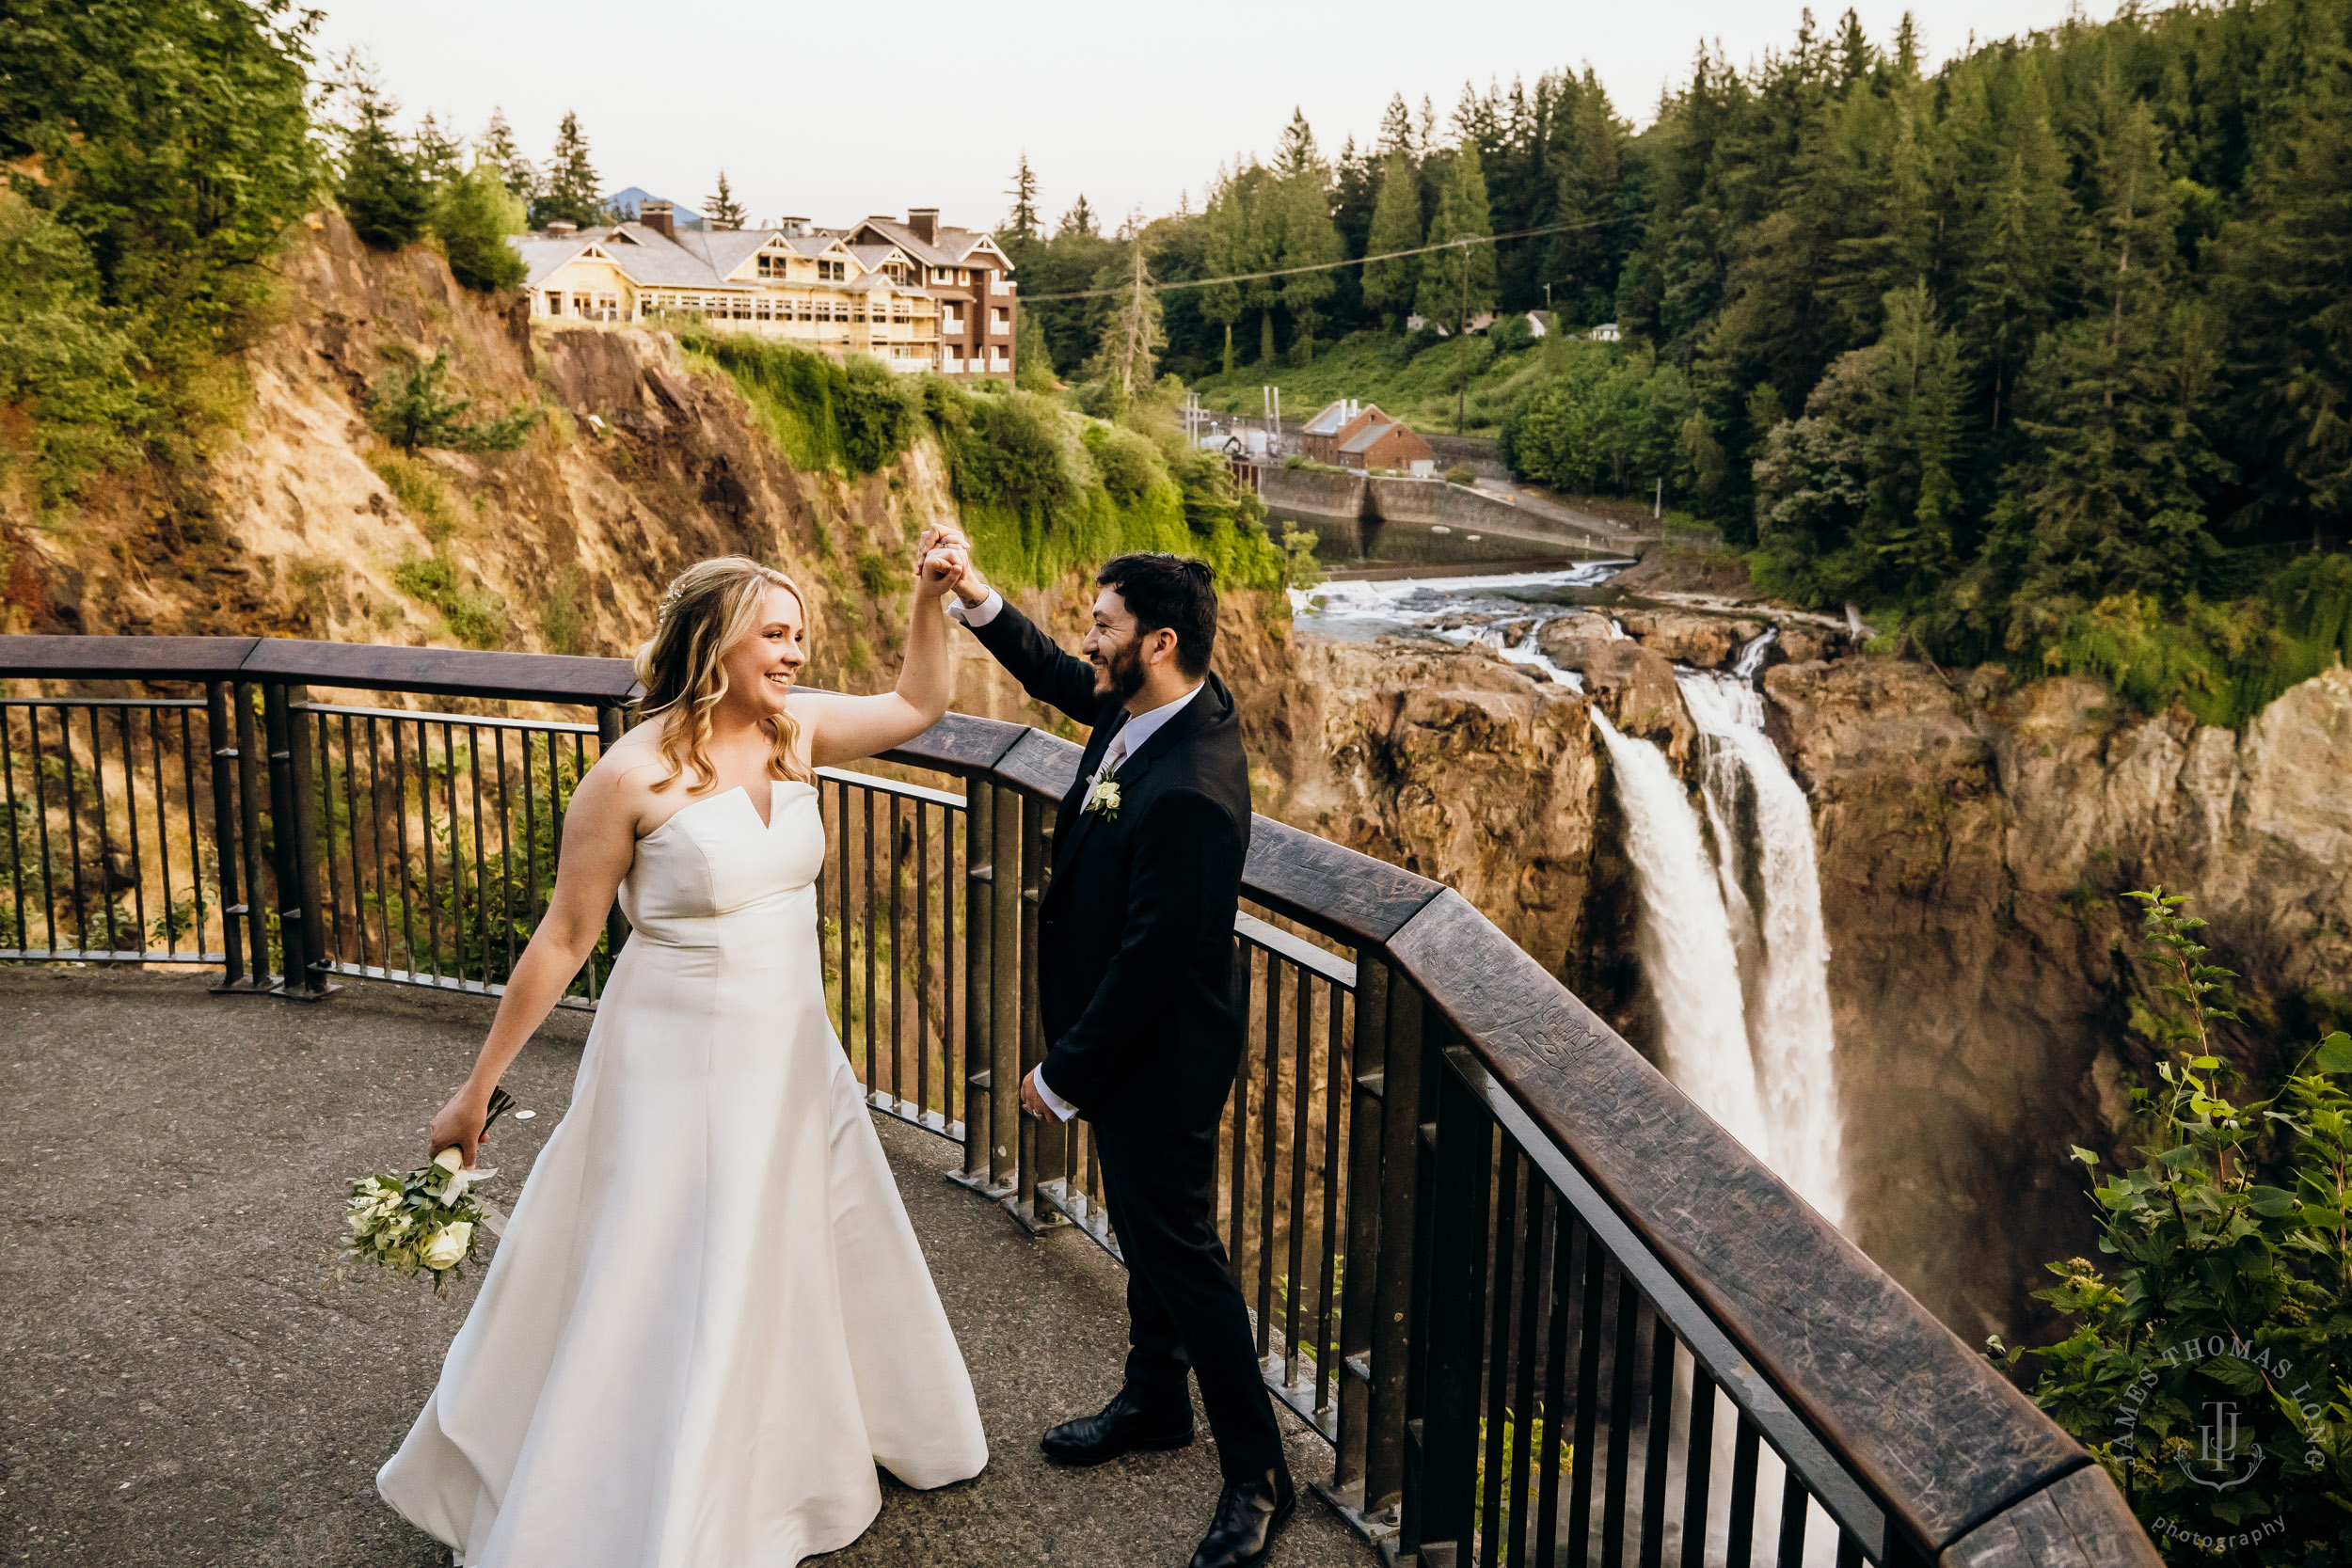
(379, 779), (988, 1566)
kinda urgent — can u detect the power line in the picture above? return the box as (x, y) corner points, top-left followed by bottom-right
(1013, 214), (1613, 304)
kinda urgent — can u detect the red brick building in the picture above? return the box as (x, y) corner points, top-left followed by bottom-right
(842, 210), (1019, 378)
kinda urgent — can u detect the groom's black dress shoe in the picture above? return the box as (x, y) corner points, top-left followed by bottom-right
(1040, 1387), (1195, 1465)
(1187, 1465), (1295, 1568)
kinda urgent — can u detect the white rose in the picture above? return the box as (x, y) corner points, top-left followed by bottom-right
(421, 1222), (473, 1273)
(430, 1147), (473, 1203)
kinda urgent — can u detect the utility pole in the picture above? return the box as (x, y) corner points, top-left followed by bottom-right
(1455, 237), (1471, 436)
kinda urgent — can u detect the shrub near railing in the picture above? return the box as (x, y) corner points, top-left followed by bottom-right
(0, 634), (2162, 1568)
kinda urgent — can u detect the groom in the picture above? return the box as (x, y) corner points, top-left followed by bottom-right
(927, 531), (1292, 1568)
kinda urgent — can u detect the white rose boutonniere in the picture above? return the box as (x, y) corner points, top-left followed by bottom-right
(1086, 779), (1121, 818)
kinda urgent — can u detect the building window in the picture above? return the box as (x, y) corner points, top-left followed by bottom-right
(544, 291), (563, 317)
(993, 307), (1009, 328)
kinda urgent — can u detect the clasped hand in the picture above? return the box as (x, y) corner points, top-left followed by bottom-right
(916, 524), (989, 606)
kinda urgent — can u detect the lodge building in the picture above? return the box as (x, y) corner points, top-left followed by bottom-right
(512, 202), (1017, 378)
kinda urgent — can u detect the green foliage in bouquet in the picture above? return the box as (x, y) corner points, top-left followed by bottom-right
(1994, 890), (2352, 1562)
(345, 1085), (517, 1294)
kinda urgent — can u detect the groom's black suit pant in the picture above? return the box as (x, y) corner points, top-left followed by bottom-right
(1091, 1117), (1284, 1481)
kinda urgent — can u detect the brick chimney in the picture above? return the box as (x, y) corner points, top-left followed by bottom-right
(640, 199), (675, 240)
(776, 216), (808, 237)
(547, 219), (577, 238)
(908, 208), (939, 245)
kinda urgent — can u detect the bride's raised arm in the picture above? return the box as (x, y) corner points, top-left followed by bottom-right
(789, 539), (965, 768)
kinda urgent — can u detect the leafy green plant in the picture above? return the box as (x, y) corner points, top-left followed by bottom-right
(366, 352), (539, 454)
(1994, 889), (2352, 1562)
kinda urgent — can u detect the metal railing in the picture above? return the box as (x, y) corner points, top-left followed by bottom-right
(0, 634), (2154, 1568)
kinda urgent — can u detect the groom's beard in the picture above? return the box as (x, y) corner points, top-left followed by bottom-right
(1095, 639), (1148, 704)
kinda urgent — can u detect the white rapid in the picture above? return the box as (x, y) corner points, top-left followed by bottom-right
(1588, 710), (1774, 1162)
(1677, 661), (1849, 1227)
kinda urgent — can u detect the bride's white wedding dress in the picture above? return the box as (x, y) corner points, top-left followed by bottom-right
(379, 778), (988, 1566)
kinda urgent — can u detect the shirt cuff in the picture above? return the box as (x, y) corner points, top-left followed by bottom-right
(1034, 1068), (1078, 1121)
(946, 588), (1004, 627)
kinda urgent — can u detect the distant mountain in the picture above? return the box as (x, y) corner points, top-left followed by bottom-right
(606, 187), (706, 230)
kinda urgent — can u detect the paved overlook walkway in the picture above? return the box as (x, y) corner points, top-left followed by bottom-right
(0, 971), (1372, 1568)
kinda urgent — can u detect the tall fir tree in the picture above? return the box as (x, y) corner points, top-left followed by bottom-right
(413, 113), (463, 185)
(1416, 137), (1497, 331)
(333, 55), (431, 251)
(1004, 154), (1041, 247)
(1361, 148), (1424, 329)
(1271, 111), (1342, 360)
(532, 111), (604, 230)
(705, 171), (745, 230)
(478, 108), (536, 202)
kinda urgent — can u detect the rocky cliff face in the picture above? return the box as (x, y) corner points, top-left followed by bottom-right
(1763, 657), (2352, 1339)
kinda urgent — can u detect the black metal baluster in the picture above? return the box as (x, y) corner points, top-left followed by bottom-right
(1417, 1053), (1494, 1560)
(1314, 978), (1345, 1418)
(1639, 1314), (1677, 1568)
(1534, 1209), (1574, 1560)
(1226, 941), (1253, 1261)
(179, 706), (204, 960)
(1479, 1151), (1519, 1565)
(365, 718), (388, 971)
(1726, 1417), (1762, 1568)
(1679, 1370), (1717, 1568)
(434, 721), (456, 984)
(467, 726), (489, 986)
(943, 798), (959, 1136)
(395, 723), (420, 977)
(1506, 1181), (1546, 1565)
(201, 687), (242, 984)
(1567, 1236), (1607, 1565)
(495, 725), (516, 981)
(30, 706), (57, 954)
(1, 708), (24, 953)
(62, 706), (89, 953)
(1602, 1273), (1642, 1566)
(1255, 949), (1283, 1358)
(341, 713), (364, 971)
(234, 687), (267, 984)
(1283, 963), (1312, 1389)
(88, 707), (119, 953)
(148, 707), (171, 956)
(314, 712), (342, 967)
(1774, 1468), (1809, 1568)
(863, 786), (877, 1087)
(1834, 1529), (1865, 1568)
(916, 799), (932, 1120)
(838, 780), (854, 1047)
(119, 708), (146, 955)
(889, 793), (904, 1107)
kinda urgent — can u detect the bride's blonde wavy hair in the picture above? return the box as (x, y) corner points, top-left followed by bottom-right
(632, 557), (815, 793)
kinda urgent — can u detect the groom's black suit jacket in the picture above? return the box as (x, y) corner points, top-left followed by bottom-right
(966, 601), (1250, 1133)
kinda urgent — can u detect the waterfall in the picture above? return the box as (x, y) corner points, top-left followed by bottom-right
(1588, 710), (1774, 1162)
(1677, 666), (1848, 1227)
(1591, 630), (1847, 1228)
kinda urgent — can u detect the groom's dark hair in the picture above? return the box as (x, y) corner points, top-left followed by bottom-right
(1098, 553), (1216, 676)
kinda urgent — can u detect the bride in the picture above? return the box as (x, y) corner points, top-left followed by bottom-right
(379, 546), (989, 1565)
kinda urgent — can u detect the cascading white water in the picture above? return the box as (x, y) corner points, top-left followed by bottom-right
(1588, 710), (1774, 1162)
(1677, 662), (1848, 1227)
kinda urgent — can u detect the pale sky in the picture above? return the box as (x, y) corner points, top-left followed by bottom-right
(314, 0), (2119, 237)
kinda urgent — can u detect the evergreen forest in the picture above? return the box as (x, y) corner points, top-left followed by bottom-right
(1008, 0), (2352, 718)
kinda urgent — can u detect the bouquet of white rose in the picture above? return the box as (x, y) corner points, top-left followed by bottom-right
(344, 1086), (517, 1294)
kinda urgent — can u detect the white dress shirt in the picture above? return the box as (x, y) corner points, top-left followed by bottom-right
(948, 587), (1203, 1121)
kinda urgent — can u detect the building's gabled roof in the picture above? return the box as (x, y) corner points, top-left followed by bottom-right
(513, 234), (596, 290)
(1340, 420), (1404, 456)
(848, 244), (910, 275)
(849, 217), (1013, 276)
(676, 227), (780, 281)
(1304, 399), (1378, 437)
(933, 228), (1010, 268)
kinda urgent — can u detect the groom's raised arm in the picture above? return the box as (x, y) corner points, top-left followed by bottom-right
(955, 594), (1103, 725)
(1040, 786), (1245, 1112)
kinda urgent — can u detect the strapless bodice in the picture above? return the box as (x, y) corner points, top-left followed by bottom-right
(618, 780), (825, 948)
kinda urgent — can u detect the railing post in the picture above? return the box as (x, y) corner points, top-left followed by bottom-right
(233, 682), (270, 988)
(987, 783), (1022, 1194)
(1364, 963), (1426, 1519)
(203, 682), (248, 991)
(262, 683), (333, 1001)
(1406, 1040), (1491, 1563)
(1333, 954), (1390, 1504)
(1012, 793), (1068, 1230)
(959, 783), (995, 1187)
(596, 705), (630, 962)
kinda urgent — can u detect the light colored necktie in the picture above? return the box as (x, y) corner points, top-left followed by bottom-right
(1091, 733), (1128, 789)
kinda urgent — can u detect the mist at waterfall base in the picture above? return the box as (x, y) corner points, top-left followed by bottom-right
(1295, 571), (1850, 1227)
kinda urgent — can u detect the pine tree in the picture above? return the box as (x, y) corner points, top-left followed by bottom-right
(532, 111), (605, 230)
(705, 171), (745, 230)
(1060, 194), (1098, 237)
(1544, 70), (1623, 325)
(478, 108), (536, 202)
(1416, 137), (1497, 331)
(1361, 148), (1423, 329)
(333, 55), (431, 251)
(1271, 111), (1342, 360)
(1005, 154), (1041, 246)
(1089, 228), (1165, 408)
(1376, 93), (1418, 158)
(413, 113), (464, 186)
